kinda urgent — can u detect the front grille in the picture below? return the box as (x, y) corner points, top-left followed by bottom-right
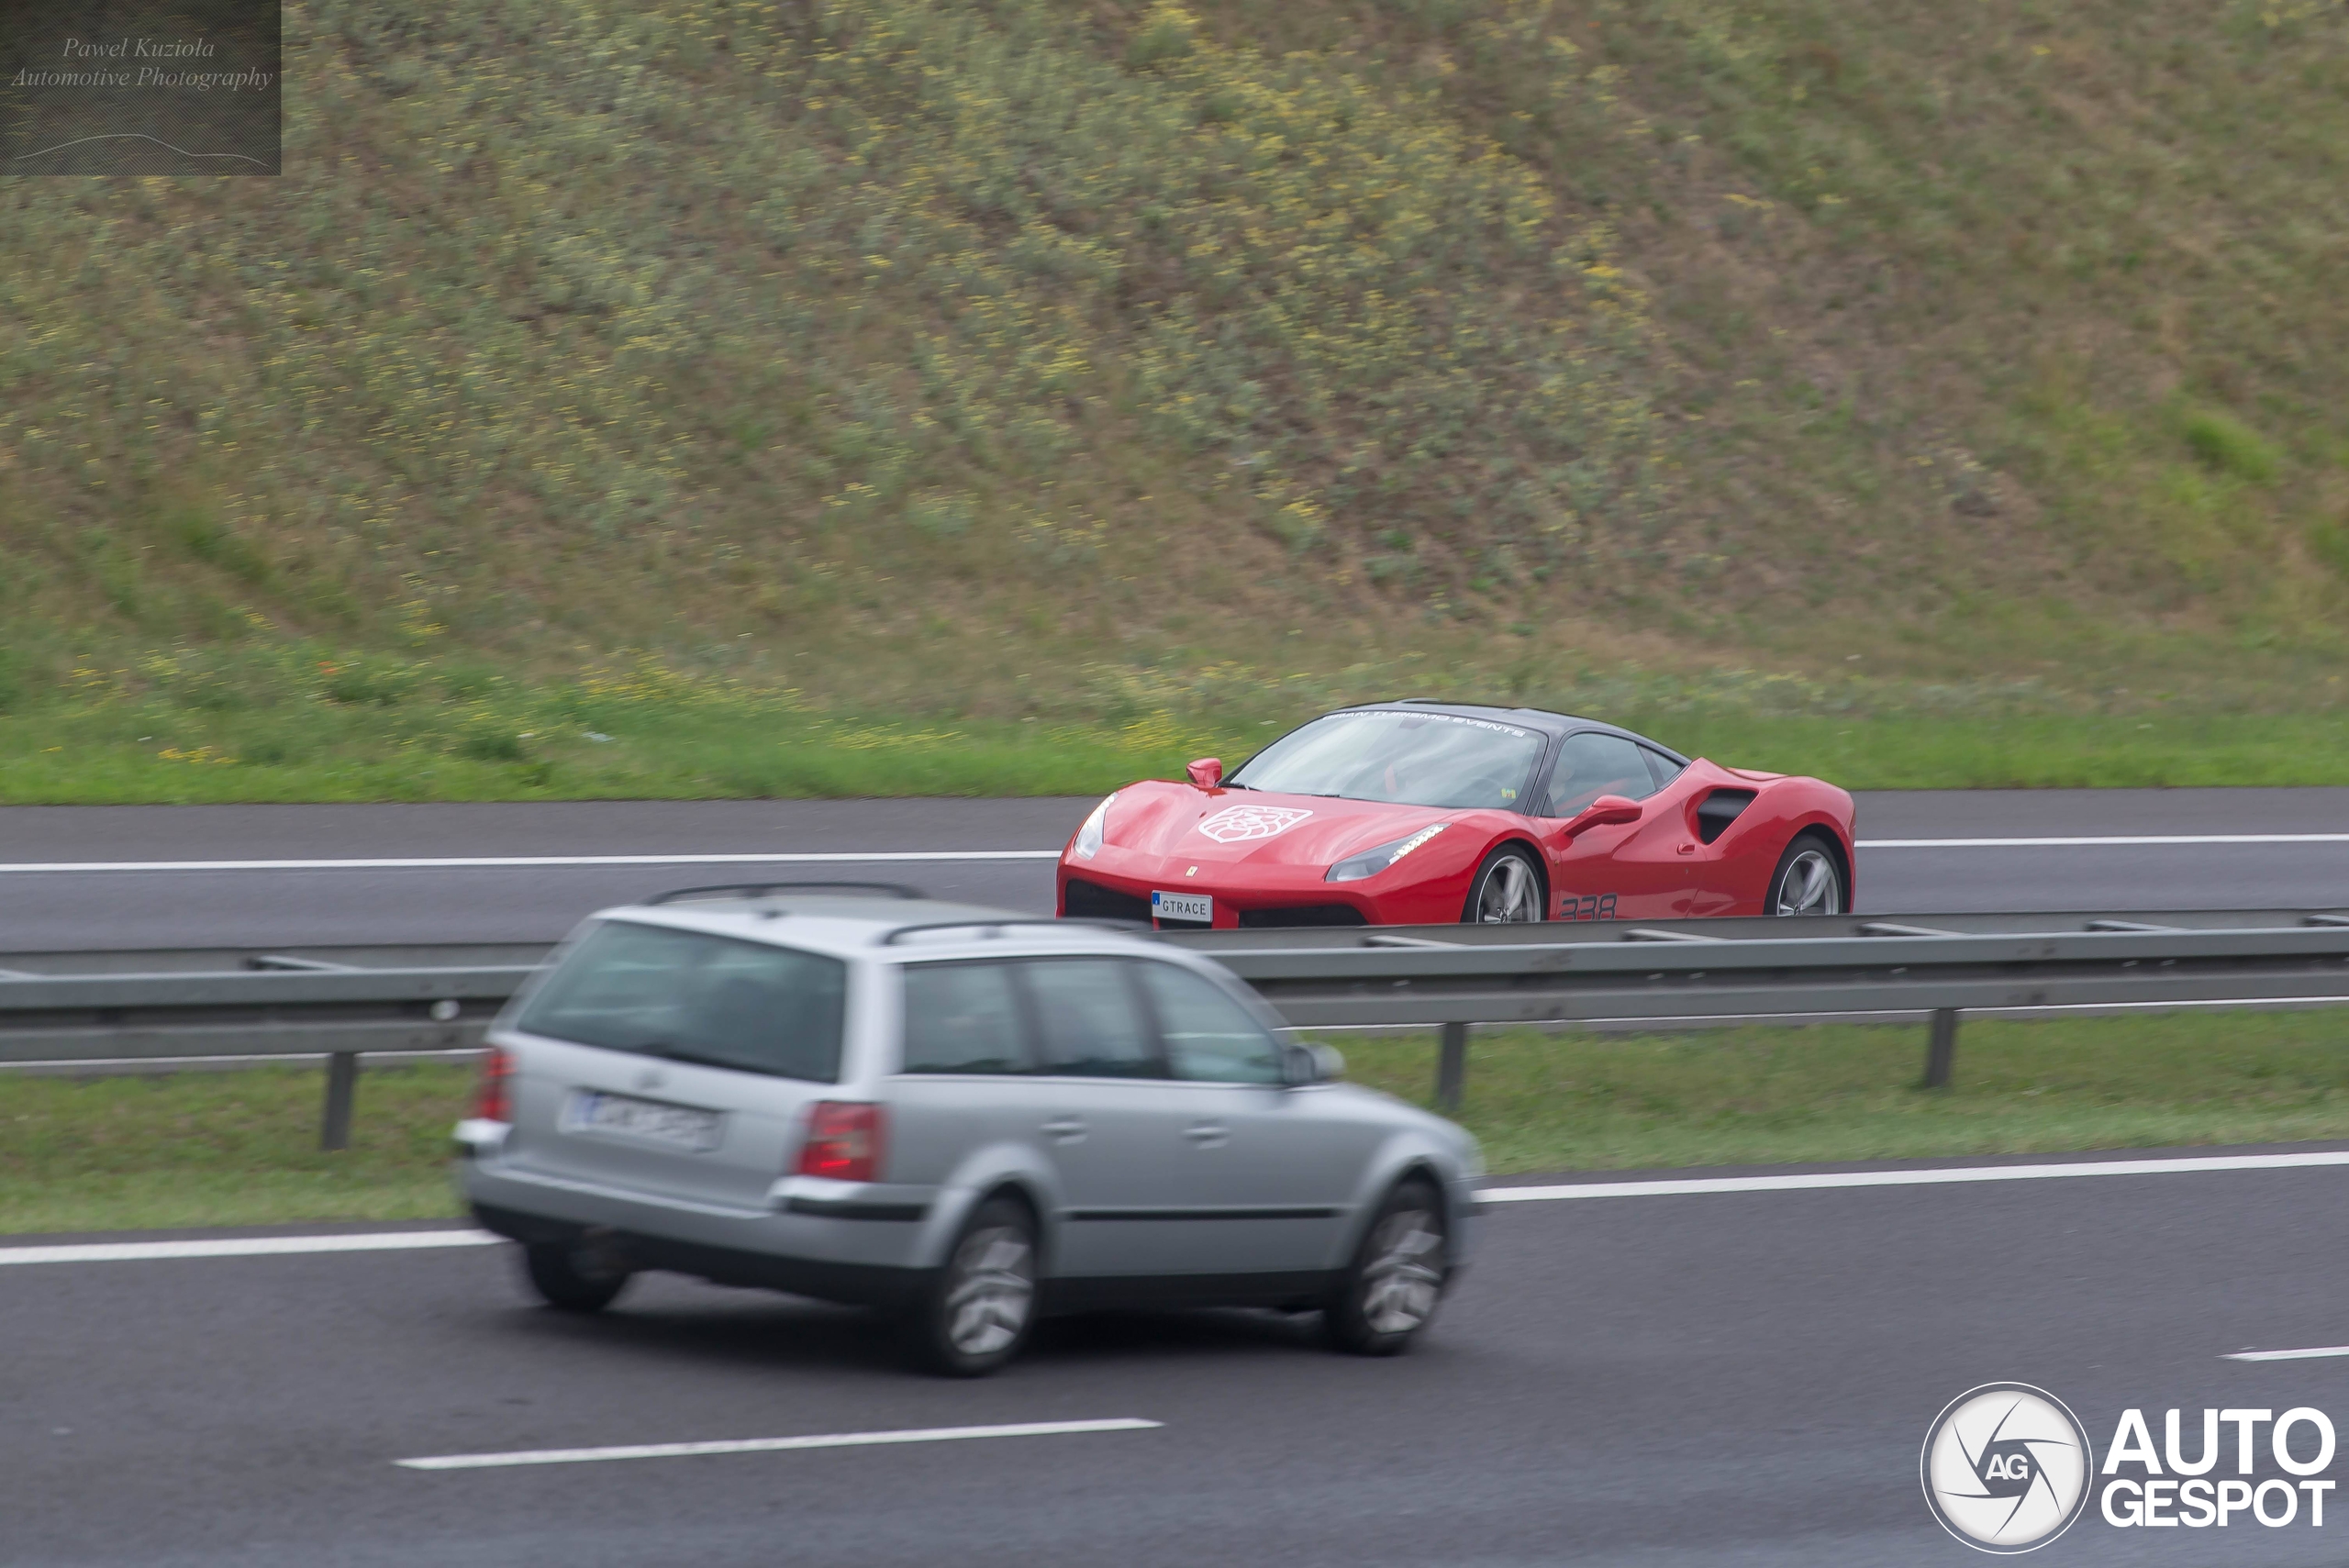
(1062, 877), (1152, 923)
(1237, 905), (1369, 929)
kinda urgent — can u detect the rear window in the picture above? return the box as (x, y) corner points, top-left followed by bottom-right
(516, 920), (847, 1083)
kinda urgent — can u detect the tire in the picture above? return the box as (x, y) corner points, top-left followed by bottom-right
(523, 1238), (633, 1315)
(906, 1195), (1040, 1377)
(1768, 831), (1845, 917)
(1325, 1178), (1449, 1356)
(1461, 844), (1544, 924)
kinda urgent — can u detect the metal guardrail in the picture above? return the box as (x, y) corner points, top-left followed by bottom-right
(6, 911), (2349, 1142)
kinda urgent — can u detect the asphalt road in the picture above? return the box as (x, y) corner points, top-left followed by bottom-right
(0, 788), (2344, 951)
(14, 1151), (2349, 1565)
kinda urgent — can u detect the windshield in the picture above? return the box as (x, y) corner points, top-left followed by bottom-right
(1229, 709), (1546, 809)
(515, 920), (847, 1082)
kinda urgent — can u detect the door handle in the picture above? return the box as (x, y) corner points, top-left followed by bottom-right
(1183, 1123), (1230, 1146)
(1676, 843), (1698, 855)
(1042, 1118), (1087, 1142)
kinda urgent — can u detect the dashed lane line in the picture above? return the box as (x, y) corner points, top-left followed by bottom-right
(395, 1418), (1164, 1471)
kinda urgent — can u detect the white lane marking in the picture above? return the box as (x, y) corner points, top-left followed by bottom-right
(1482, 1150), (2349, 1204)
(396, 1418), (1163, 1471)
(1861, 834), (2349, 849)
(0, 836), (2341, 873)
(0, 851), (1063, 873)
(13, 1150), (2349, 1267)
(2224, 1346), (2349, 1362)
(0, 1229), (501, 1266)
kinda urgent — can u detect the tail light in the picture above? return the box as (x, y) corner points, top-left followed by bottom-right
(796, 1102), (885, 1183)
(473, 1046), (514, 1123)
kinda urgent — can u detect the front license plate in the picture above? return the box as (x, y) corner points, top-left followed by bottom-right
(1151, 890), (1213, 924)
(566, 1091), (723, 1152)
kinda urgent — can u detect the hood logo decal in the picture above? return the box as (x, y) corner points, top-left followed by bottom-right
(1197, 805), (1314, 843)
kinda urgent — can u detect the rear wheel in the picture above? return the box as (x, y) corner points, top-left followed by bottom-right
(1769, 833), (1844, 917)
(906, 1195), (1039, 1377)
(1462, 845), (1544, 923)
(523, 1238), (632, 1314)
(1326, 1178), (1449, 1356)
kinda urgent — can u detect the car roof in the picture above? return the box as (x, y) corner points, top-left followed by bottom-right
(587, 894), (1163, 963)
(1347, 699), (1686, 760)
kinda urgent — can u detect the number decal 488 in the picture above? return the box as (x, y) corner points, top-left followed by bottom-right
(1558, 893), (1619, 921)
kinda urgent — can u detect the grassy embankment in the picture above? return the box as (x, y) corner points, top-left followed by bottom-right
(4, 0), (2348, 801)
(13, 1009), (2349, 1235)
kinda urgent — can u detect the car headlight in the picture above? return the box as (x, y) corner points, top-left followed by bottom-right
(1072, 792), (1117, 859)
(1325, 823), (1447, 883)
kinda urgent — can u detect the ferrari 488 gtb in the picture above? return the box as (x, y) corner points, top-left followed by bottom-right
(1057, 701), (1855, 929)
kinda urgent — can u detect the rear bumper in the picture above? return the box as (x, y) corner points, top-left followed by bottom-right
(473, 1201), (931, 1309)
(462, 1158), (938, 1303)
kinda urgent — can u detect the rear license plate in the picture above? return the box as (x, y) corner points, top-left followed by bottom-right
(566, 1091), (723, 1152)
(1151, 890), (1213, 924)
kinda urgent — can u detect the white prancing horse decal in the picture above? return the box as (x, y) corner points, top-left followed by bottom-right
(1196, 805), (1314, 843)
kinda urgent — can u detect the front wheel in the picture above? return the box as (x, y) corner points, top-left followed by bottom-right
(906, 1195), (1040, 1377)
(1326, 1179), (1449, 1356)
(1768, 833), (1845, 917)
(1462, 845), (1544, 923)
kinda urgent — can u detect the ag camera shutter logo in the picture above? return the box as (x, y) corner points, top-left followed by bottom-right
(1921, 1384), (2093, 1552)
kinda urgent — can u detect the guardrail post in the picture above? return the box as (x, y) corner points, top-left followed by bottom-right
(1436, 1021), (1468, 1112)
(1922, 1008), (1959, 1090)
(321, 1051), (359, 1150)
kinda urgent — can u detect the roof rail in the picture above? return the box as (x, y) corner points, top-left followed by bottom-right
(880, 917), (1152, 946)
(647, 881), (926, 906)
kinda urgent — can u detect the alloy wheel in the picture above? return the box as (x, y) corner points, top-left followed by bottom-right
(943, 1226), (1034, 1358)
(1357, 1208), (1445, 1335)
(1475, 854), (1542, 922)
(1773, 848), (1842, 916)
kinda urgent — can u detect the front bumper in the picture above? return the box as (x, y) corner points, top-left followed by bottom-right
(1060, 857), (1462, 929)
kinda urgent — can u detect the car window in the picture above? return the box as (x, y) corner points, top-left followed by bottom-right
(1021, 959), (1163, 1079)
(1229, 709), (1544, 809)
(1642, 746), (1687, 792)
(900, 962), (1030, 1074)
(515, 920), (846, 1082)
(1542, 732), (1655, 817)
(1140, 963), (1283, 1084)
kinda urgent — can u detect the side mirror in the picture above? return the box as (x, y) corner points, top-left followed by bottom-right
(1186, 756), (1223, 789)
(1280, 1041), (1343, 1087)
(1563, 794), (1643, 837)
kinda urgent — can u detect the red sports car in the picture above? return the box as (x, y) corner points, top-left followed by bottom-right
(1057, 701), (1855, 929)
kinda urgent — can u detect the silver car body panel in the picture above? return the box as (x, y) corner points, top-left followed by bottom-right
(461, 896), (1481, 1305)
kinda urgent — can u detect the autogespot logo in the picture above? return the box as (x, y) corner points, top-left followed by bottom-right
(1921, 1384), (2094, 1553)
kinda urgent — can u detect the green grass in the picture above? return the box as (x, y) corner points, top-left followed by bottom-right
(0, 1062), (474, 1236)
(6, 635), (2349, 802)
(1331, 1009), (2349, 1173)
(11, 1010), (2349, 1236)
(5, 0), (2349, 798)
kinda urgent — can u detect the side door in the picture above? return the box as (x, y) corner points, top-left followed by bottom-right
(1011, 956), (1197, 1280)
(1136, 961), (1376, 1276)
(882, 960), (1049, 1220)
(1534, 731), (1689, 920)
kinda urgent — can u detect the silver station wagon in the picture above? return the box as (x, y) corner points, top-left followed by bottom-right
(456, 887), (1482, 1374)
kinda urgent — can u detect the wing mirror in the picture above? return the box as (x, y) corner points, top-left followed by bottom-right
(1562, 795), (1643, 837)
(1186, 756), (1223, 789)
(1280, 1041), (1343, 1087)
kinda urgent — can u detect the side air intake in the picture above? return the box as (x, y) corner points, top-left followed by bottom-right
(1694, 789), (1756, 845)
